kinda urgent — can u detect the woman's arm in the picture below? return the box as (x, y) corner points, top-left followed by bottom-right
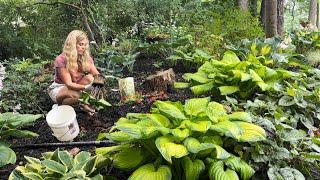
(58, 67), (86, 91)
(89, 63), (100, 76)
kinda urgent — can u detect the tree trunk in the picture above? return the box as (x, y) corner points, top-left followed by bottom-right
(260, 0), (266, 29)
(309, 0), (317, 26)
(236, 0), (249, 11)
(250, 0), (257, 17)
(277, 0), (284, 37)
(265, 0), (277, 38)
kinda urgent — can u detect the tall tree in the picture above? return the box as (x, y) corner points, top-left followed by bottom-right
(309, 0), (317, 27)
(265, 0), (277, 37)
(236, 0), (249, 11)
(277, 0), (284, 36)
(260, 0), (266, 29)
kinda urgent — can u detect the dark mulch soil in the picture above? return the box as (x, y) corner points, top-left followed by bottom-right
(1, 57), (194, 179)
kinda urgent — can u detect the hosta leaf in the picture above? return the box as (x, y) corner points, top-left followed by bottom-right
(227, 112), (252, 122)
(221, 51), (240, 64)
(24, 156), (42, 172)
(209, 161), (239, 180)
(218, 86), (240, 95)
(184, 97), (210, 117)
(250, 69), (263, 82)
(1, 113), (42, 128)
(91, 174), (104, 180)
(183, 137), (215, 153)
(128, 163), (172, 180)
(190, 82), (214, 95)
(83, 156), (98, 175)
(212, 145), (231, 159)
(9, 168), (26, 180)
(58, 151), (73, 170)
(74, 151), (90, 165)
(0, 129), (38, 138)
(210, 120), (242, 140)
(301, 152), (320, 160)
(234, 121), (266, 142)
(205, 102), (227, 123)
(96, 144), (130, 156)
(154, 101), (187, 122)
(42, 159), (67, 174)
(174, 82), (190, 89)
(106, 131), (135, 142)
(147, 114), (171, 127)
(115, 123), (143, 139)
(182, 157), (205, 180)
(61, 170), (86, 180)
(183, 73), (210, 83)
(170, 128), (190, 141)
(155, 135), (188, 163)
(0, 146), (16, 167)
(112, 147), (146, 170)
(225, 156), (255, 180)
(184, 120), (212, 133)
(199, 136), (223, 146)
(267, 166), (305, 180)
(21, 172), (43, 180)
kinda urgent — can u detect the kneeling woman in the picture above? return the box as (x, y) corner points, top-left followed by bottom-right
(48, 30), (99, 115)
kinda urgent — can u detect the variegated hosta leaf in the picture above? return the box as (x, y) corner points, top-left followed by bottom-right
(21, 172), (43, 180)
(112, 147), (147, 170)
(183, 137), (215, 153)
(58, 151), (73, 171)
(42, 159), (67, 175)
(184, 97), (210, 117)
(210, 120), (242, 140)
(147, 114), (171, 127)
(83, 155), (98, 175)
(199, 136), (223, 146)
(209, 161), (239, 180)
(106, 131), (135, 142)
(141, 126), (170, 138)
(23, 156), (42, 173)
(155, 135), (189, 163)
(170, 128), (190, 141)
(182, 156), (205, 180)
(9, 167), (27, 180)
(212, 145), (230, 159)
(114, 123), (143, 139)
(205, 102), (227, 123)
(227, 112), (252, 122)
(153, 101), (187, 123)
(61, 170), (86, 180)
(190, 82), (214, 95)
(234, 121), (266, 142)
(116, 117), (140, 125)
(74, 151), (91, 165)
(218, 86), (240, 95)
(221, 51), (240, 64)
(224, 156), (255, 180)
(129, 163), (172, 180)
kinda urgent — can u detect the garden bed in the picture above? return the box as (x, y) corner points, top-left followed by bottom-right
(1, 57), (193, 179)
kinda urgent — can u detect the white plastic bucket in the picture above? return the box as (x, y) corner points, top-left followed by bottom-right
(46, 105), (79, 141)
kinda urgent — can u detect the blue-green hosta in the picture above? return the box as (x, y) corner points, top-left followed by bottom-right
(174, 50), (300, 98)
(97, 97), (266, 180)
(0, 112), (42, 168)
(9, 148), (110, 180)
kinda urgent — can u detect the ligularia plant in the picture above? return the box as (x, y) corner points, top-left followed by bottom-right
(97, 97), (266, 180)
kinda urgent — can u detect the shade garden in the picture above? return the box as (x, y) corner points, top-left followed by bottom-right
(1, 1), (320, 180)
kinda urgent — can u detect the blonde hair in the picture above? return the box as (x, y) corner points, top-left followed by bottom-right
(62, 30), (91, 71)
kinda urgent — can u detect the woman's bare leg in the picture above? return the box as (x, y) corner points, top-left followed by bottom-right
(56, 87), (80, 105)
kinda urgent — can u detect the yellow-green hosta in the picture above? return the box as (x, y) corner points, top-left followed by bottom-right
(97, 97), (266, 179)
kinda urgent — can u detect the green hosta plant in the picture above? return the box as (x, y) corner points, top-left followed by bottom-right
(9, 148), (110, 180)
(175, 50), (301, 98)
(0, 112), (42, 168)
(97, 97), (266, 179)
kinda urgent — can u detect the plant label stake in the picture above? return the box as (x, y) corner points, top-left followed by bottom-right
(118, 77), (136, 102)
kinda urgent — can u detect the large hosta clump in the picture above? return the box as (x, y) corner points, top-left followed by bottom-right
(97, 97), (266, 180)
(174, 50), (300, 98)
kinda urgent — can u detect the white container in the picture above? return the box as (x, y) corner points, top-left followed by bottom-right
(46, 105), (79, 141)
(118, 77), (136, 101)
